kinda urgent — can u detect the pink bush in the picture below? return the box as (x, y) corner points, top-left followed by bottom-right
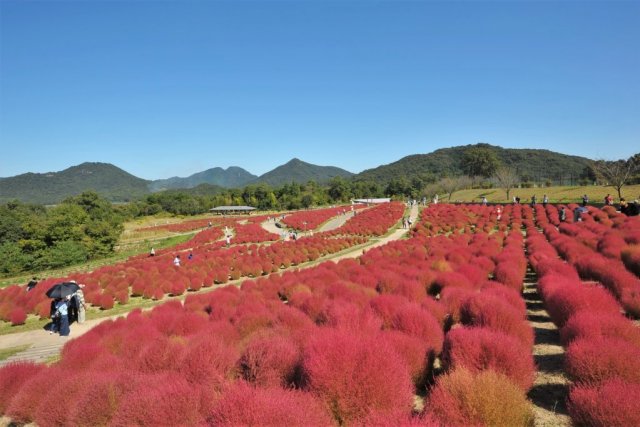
(441, 326), (535, 391)
(391, 304), (444, 354)
(9, 307), (27, 325)
(110, 374), (204, 426)
(565, 337), (640, 385)
(560, 311), (640, 347)
(301, 328), (414, 424)
(459, 293), (534, 347)
(207, 381), (333, 426)
(568, 379), (640, 427)
(0, 362), (45, 413)
(240, 333), (301, 387)
(544, 283), (621, 327)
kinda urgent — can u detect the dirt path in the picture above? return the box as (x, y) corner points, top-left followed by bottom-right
(523, 270), (571, 427)
(0, 205), (419, 365)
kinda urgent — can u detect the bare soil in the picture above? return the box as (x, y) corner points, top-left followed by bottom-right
(523, 276), (572, 427)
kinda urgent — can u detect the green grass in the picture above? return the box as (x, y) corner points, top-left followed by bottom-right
(449, 184), (640, 204)
(0, 344), (31, 361)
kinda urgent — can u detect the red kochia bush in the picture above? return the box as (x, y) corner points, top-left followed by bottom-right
(302, 328), (414, 424)
(240, 333), (301, 387)
(207, 381), (333, 426)
(621, 245), (640, 277)
(110, 374), (203, 426)
(441, 327), (535, 391)
(0, 362), (45, 413)
(459, 293), (534, 347)
(568, 379), (640, 427)
(560, 311), (640, 347)
(9, 307), (27, 325)
(390, 304), (444, 354)
(544, 283), (621, 328)
(565, 337), (640, 385)
(426, 368), (534, 427)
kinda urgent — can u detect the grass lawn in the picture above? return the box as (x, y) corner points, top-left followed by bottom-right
(449, 184), (640, 204)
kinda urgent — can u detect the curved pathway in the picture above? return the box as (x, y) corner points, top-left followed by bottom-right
(0, 205), (419, 366)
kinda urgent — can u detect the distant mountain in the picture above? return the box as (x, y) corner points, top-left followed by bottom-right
(253, 158), (354, 187)
(149, 166), (257, 192)
(354, 144), (593, 185)
(0, 162), (150, 204)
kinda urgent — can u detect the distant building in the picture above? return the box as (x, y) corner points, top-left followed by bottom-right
(351, 198), (391, 205)
(210, 206), (256, 215)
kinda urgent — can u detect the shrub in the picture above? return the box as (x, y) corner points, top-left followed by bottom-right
(0, 362), (45, 413)
(240, 333), (301, 387)
(6, 368), (67, 424)
(65, 372), (133, 427)
(302, 328), (414, 424)
(207, 381), (333, 426)
(544, 283), (620, 328)
(560, 311), (640, 347)
(568, 379), (640, 427)
(441, 326), (535, 391)
(110, 373), (203, 426)
(9, 307), (27, 325)
(179, 335), (239, 389)
(426, 368), (534, 427)
(459, 293), (534, 347)
(391, 304), (444, 354)
(621, 245), (640, 277)
(565, 337), (640, 385)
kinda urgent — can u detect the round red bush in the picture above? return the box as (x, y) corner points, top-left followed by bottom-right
(302, 328), (414, 424)
(442, 326), (535, 391)
(207, 381), (333, 426)
(568, 379), (640, 427)
(565, 337), (640, 385)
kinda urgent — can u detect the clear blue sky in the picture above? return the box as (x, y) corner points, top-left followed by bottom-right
(1, 1), (638, 180)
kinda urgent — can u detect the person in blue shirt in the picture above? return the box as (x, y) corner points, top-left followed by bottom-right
(55, 297), (70, 336)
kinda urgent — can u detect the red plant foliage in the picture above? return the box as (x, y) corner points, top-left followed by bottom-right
(568, 379), (640, 427)
(441, 326), (535, 391)
(459, 293), (534, 347)
(544, 283), (621, 328)
(560, 311), (640, 347)
(240, 333), (301, 387)
(207, 381), (334, 426)
(109, 373), (204, 426)
(565, 337), (640, 385)
(0, 362), (45, 413)
(301, 328), (414, 424)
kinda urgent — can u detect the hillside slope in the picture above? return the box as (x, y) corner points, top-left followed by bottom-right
(253, 158), (354, 187)
(149, 166), (257, 191)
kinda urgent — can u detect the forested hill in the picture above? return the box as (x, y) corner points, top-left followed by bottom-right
(0, 162), (150, 204)
(149, 166), (257, 192)
(354, 144), (593, 185)
(252, 158), (354, 187)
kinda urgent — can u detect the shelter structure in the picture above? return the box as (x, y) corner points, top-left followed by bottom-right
(210, 206), (256, 215)
(351, 198), (391, 205)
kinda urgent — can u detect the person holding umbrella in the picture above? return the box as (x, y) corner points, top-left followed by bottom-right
(46, 281), (79, 336)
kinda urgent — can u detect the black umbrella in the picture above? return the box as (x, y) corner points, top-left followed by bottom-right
(45, 282), (79, 299)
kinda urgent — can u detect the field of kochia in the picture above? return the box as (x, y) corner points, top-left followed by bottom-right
(1, 201), (639, 426)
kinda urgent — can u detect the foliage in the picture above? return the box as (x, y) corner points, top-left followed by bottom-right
(0, 192), (124, 275)
(462, 144), (501, 178)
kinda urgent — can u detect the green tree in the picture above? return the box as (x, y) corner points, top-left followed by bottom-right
(462, 146), (500, 178)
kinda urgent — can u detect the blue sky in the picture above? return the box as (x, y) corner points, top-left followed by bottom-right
(1, 1), (638, 180)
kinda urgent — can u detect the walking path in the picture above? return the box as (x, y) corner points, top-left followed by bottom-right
(0, 205), (419, 366)
(523, 270), (571, 427)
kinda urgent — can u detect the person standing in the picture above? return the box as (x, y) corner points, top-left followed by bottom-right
(481, 196), (487, 206)
(149, 247), (155, 257)
(226, 235), (231, 247)
(173, 255), (181, 267)
(530, 195), (537, 207)
(582, 194), (589, 205)
(56, 297), (70, 337)
(559, 206), (567, 222)
(542, 194), (548, 207)
(75, 284), (87, 324)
